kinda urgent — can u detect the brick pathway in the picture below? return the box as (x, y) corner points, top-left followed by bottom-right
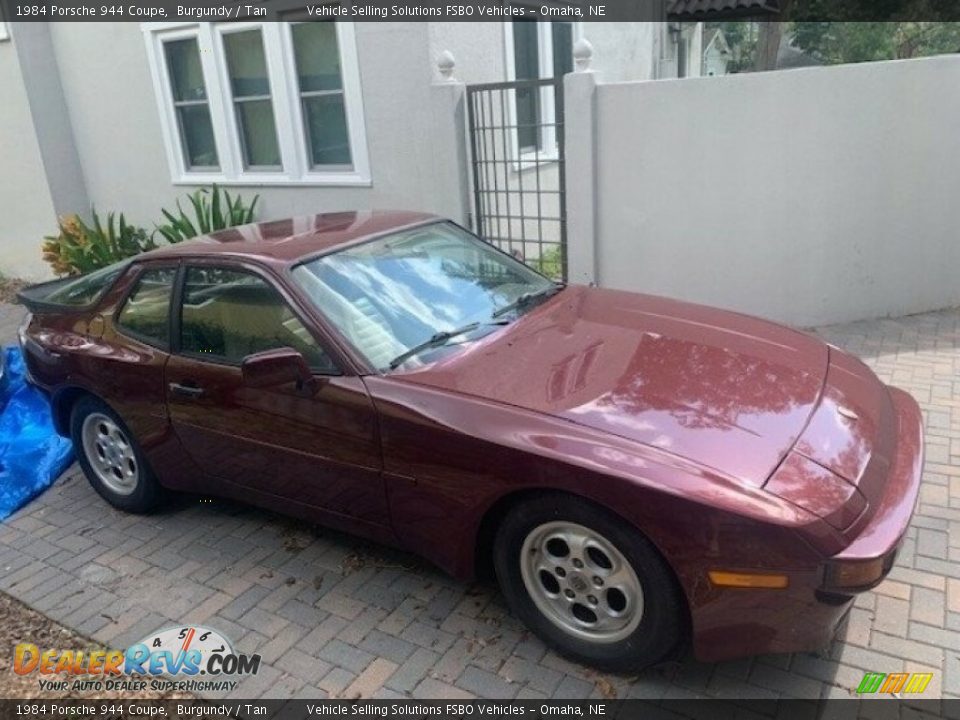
(0, 301), (957, 701)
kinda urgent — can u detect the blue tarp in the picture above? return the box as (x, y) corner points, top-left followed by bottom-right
(0, 347), (74, 520)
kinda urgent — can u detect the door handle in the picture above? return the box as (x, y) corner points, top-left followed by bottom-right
(169, 382), (205, 399)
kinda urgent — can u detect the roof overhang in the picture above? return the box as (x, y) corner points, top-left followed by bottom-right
(667, 0), (780, 20)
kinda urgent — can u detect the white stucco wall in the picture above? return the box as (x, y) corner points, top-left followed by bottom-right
(587, 55), (960, 326)
(428, 22), (659, 85)
(44, 22), (468, 235)
(0, 29), (58, 280)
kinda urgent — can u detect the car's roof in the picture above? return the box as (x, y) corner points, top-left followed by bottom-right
(143, 210), (440, 265)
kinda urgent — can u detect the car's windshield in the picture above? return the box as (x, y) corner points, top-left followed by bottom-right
(291, 222), (557, 371)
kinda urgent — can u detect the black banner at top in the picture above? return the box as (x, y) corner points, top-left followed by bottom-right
(3, 0), (960, 22)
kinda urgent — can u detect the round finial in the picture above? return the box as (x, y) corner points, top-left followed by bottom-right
(573, 38), (594, 71)
(437, 50), (456, 81)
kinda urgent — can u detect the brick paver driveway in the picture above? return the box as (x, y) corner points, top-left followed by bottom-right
(0, 301), (957, 701)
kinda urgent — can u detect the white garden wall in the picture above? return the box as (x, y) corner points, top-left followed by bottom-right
(569, 55), (960, 327)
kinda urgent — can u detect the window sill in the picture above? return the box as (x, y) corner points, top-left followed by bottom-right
(170, 172), (373, 188)
(512, 152), (560, 173)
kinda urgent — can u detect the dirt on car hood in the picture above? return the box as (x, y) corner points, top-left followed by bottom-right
(398, 285), (829, 485)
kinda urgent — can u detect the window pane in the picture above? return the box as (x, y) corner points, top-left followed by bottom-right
(45, 261), (130, 307)
(165, 38), (207, 102)
(223, 29), (280, 169)
(180, 268), (334, 370)
(513, 20), (539, 80)
(235, 99), (281, 168)
(513, 21), (540, 151)
(292, 22), (343, 92)
(177, 105), (219, 168)
(552, 23), (574, 77)
(117, 268), (175, 347)
(223, 29), (271, 97)
(302, 94), (351, 167)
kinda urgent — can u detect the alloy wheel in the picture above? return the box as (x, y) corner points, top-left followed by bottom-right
(81, 412), (139, 496)
(519, 521), (644, 643)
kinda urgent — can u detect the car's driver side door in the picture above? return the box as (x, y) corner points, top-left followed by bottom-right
(164, 261), (389, 529)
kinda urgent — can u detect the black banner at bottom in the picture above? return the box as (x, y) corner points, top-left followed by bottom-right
(0, 699), (950, 720)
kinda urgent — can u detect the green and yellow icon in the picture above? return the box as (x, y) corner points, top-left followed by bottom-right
(857, 672), (933, 694)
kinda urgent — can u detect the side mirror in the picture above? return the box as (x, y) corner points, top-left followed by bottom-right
(241, 348), (316, 392)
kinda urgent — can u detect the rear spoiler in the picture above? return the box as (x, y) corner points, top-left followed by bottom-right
(17, 277), (88, 313)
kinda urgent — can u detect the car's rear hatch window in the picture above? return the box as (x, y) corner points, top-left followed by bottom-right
(17, 260), (130, 312)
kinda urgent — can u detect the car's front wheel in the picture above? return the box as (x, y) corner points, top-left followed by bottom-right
(494, 494), (685, 671)
(71, 396), (160, 513)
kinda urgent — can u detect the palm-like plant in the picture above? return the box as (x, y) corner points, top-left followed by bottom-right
(156, 185), (259, 244)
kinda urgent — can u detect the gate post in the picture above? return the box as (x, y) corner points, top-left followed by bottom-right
(429, 52), (471, 227)
(564, 41), (599, 286)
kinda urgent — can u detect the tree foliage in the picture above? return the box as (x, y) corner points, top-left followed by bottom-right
(791, 22), (960, 63)
(707, 20), (960, 72)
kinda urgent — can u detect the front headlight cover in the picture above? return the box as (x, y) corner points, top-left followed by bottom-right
(765, 452), (867, 532)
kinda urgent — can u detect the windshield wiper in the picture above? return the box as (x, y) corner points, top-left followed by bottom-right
(492, 283), (565, 319)
(388, 322), (483, 370)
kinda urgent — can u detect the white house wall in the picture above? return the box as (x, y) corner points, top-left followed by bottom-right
(585, 55), (960, 326)
(428, 22), (659, 85)
(43, 22), (466, 252)
(0, 29), (58, 280)
(583, 23), (659, 82)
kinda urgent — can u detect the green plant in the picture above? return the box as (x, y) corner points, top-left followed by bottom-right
(156, 185), (259, 244)
(533, 245), (564, 281)
(42, 210), (156, 276)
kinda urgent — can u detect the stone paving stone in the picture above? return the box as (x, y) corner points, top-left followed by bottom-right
(411, 677), (475, 700)
(342, 658), (399, 699)
(455, 666), (519, 699)
(357, 629), (417, 665)
(910, 587), (946, 627)
(317, 639), (376, 674)
(2, 300), (960, 702)
(257, 622), (307, 664)
(551, 675), (595, 698)
(383, 646), (440, 694)
(498, 655), (564, 695)
(272, 647), (333, 685)
(318, 667), (357, 698)
(873, 596), (910, 636)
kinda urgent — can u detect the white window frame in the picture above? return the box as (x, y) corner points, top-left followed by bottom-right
(503, 20), (582, 168)
(142, 21), (370, 187)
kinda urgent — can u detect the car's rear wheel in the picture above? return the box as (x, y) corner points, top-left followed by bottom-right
(494, 494), (684, 671)
(71, 396), (160, 513)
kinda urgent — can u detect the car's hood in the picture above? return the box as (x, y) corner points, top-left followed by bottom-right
(395, 286), (829, 485)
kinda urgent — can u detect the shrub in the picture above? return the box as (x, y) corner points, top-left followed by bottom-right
(40, 185), (260, 276)
(533, 245), (564, 281)
(156, 185), (259, 244)
(42, 210), (155, 277)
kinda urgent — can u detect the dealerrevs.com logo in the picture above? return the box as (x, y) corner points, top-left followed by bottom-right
(13, 625), (260, 693)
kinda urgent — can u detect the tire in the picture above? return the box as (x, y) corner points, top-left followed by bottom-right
(494, 493), (684, 672)
(70, 395), (161, 513)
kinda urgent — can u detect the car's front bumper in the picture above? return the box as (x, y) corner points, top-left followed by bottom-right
(693, 385), (923, 662)
(820, 387), (923, 592)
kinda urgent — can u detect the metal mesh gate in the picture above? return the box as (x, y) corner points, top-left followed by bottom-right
(466, 77), (567, 281)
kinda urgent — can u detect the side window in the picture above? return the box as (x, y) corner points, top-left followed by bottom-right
(116, 268), (176, 348)
(180, 267), (336, 372)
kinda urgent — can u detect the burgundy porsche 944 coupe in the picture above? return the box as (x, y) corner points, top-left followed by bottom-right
(19, 211), (923, 670)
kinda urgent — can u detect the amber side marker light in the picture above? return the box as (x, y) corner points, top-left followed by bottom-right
(708, 570), (789, 589)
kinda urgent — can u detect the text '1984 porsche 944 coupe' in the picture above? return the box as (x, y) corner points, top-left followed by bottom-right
(18, 211), (923, 670)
